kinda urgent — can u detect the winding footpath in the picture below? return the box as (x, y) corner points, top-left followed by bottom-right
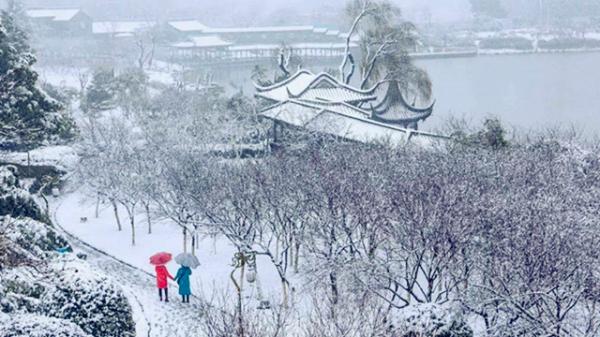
(51, 199), (207, 337)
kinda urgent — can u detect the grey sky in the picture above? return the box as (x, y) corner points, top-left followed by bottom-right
(14, 0), (472, 26)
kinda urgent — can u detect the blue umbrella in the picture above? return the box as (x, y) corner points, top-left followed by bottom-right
(175, 253), (200, 269)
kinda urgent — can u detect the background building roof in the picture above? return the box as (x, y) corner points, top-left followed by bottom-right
(26, 9), (83, 21)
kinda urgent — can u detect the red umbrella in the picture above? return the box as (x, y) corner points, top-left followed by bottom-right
(149, 252), (172, 266)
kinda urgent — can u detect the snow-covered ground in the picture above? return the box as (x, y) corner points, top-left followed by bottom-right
(34, 62), (180, 90)
(51, 200), (207, 337)
(53, 191), (287, 310)
(0, 145), (79, 172)
(35, 66), (86, 89)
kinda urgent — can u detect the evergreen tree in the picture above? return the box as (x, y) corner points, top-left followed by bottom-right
(0, 11), (76, 151)
(1, 7), (29, 55)
(6, 0), (29, 37)
(114, 68), (149, 116)
(82, 68), (117, 115)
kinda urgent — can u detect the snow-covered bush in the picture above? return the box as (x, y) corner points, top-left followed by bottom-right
(0, 171), (135, 337)
(395, 304), (473, 337)
(41, 257), (135, 337)
(4, 218), (69, 257)
(0, 167), (45, 222)
(0, 268), (46, 314)
(1, 257), (136, 337)
(0, 313), (92, 337)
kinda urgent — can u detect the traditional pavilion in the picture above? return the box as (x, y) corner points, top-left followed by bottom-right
(255, 70), (444, 147)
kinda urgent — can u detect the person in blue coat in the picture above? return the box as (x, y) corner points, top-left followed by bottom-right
(174, 265), (192, 303)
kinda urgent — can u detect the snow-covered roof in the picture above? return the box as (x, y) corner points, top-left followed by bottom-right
(255, 71), (376, 104)
(313, 28), (328, 34)
(203, 25), (315, 34)
(168, 20), (209, 32)
(261, 100), (446, 147)
(261, 100), (324, 127)
(370, 82), (434, 124)
(172, 35), (232, 49)
(255, 70), (318, 102)
(26, 9), (83, 22)
(92, 21), (157, 35)
(299, 86), (375, 104)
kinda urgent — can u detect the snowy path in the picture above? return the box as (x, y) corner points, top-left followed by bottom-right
(52, 200), (207, 337)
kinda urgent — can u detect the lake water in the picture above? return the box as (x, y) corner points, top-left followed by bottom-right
(415, 52), (600, 136)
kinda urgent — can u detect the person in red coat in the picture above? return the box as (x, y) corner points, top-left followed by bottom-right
(155, 265), (175, 302)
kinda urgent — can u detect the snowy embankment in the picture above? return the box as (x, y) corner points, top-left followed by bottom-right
(478, 47), (600, 55)
(34, 62), (179, 91)
(0, 145), (79, 173)
(54, 190), (288, 308)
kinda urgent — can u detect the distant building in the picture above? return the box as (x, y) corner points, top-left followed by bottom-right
(26, 8), (92, 36)
(167, 20), (356, 65)
(21, 10), (357, 69)
(168, 20), (209, 35)
(256, 70), (442, 147)
(92, 21), (161, 38)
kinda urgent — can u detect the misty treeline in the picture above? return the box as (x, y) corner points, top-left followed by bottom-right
(75, 72), (600, 335)
(469, 0), (600, 21)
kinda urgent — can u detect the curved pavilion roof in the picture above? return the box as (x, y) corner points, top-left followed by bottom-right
(255, 70), (377, 104)
(368, 81), (435, 125)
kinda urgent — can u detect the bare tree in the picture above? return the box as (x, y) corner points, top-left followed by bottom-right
(340, 0), (432, 102)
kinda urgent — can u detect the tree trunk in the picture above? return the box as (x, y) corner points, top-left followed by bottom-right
(237, 280), (244, 337)
(145, 202), (152, 234)
(294, 242), (300, 273)
(230, 251), (244, 337)
(191, 231), (196, 256)
(148, 38), (156, 68)
(330, 271), (339, 306)
(129, 210), (136, 246)
(281, 279), (289, 308)
(339, 7), (367, 83)
(345, 53), (355, 84)
(183, 226), (188, 253)
(111, 199), (122, 231)
(240, 258), (245, 294)
(95, 194), (100, 218)
(288, 238), (294, 268)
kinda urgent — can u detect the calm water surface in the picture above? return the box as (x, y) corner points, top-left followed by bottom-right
(416, 52), (600, 136)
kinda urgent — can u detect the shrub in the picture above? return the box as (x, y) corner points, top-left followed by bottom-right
(396, 304), (473, 337)
(41, 258), (135, 337)
(0, 313), (92, 337)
